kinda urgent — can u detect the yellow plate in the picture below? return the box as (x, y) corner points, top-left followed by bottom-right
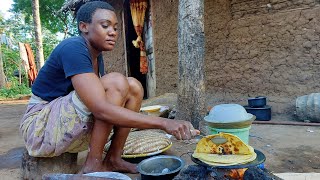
(140, 105), (162, 112)
(121, 142), (172, 158)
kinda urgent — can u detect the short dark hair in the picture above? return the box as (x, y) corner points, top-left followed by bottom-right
(76, 1), (115, 34)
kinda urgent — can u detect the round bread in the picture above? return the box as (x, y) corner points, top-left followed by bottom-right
(195, 133), (253, 155)
(193, 132), (256, 165)
(193, 152), (257, 166)
(193, 151), (256, 164)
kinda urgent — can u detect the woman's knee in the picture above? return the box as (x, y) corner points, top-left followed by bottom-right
(100, 72), (130, 97)
(127, 77), (144, 98)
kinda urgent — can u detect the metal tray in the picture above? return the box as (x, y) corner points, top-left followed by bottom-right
(191, 149), (266, 169)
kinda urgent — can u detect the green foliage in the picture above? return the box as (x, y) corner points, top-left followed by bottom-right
(0, 0), (79, 99)
(0, 43), (31, 99)
(0, 80), (31, 99)
(2, 12), (60, 58)
(12, 0), (78, 36)
(0, 13), (60, 100)
(1, 44), (20, 78)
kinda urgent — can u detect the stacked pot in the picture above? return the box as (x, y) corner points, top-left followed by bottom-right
(244, 96), (271, 121)
(204, 104), (255, 144)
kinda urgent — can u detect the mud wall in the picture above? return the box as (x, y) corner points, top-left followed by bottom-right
(151, 0), (320, 118)
(150, 0), (179, 95)
(103, 0), (127, 75)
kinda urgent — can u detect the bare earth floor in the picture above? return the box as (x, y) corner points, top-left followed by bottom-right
(0, 100), (319, 180)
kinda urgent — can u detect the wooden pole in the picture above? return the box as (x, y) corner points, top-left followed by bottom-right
(176, 0), (206, 129)
(0, 45), (5, 88)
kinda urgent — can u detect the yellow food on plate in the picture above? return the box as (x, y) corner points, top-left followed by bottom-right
(193, 152), (257, 165)
(194, 133), (253, 155)
(193, 133), (256, 165)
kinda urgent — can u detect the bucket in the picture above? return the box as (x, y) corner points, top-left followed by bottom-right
(207, 126), (251, 144)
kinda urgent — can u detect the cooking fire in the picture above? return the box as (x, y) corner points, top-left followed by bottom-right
(173, 165), (282, 180)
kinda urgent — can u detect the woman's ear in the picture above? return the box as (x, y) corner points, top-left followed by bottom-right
(79, 21), (89, 34)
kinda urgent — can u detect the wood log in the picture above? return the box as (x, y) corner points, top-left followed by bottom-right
(21, 149), (78, 179)
(176, 0), (206, 129)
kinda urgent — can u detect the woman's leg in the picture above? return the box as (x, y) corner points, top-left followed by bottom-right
(81, 73), (143, 173)
(103, 77), (143, 172)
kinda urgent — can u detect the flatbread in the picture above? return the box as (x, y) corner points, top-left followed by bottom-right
(193, 152), (256, 164)
(194, 133), (253, 155)
(193, 133), (256, 165)
(194, 152), (257, 166)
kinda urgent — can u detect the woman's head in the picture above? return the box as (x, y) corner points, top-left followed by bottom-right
(76, 1), (115, 33)
(77, 1), (118, 52)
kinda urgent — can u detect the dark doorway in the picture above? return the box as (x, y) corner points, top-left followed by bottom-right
(123, 0), (147, 99)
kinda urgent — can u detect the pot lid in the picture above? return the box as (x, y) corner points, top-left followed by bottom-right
(204, 104), (254, 123)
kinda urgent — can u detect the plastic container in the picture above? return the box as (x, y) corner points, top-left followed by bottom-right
(207, 126), (251, 144)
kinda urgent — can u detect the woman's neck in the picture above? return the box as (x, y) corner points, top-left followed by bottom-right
(81, 35), (100, 61)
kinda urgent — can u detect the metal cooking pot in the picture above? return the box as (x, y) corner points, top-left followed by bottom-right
(248, 96), (267, 108)
(244, 105), (271, 121)
(137, 155), (185, 180)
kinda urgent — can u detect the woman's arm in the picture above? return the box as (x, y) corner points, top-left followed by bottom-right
(71, 72), (198, 139)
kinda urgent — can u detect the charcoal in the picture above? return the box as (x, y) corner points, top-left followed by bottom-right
(174, 165), (209, 180)
(244, 167), (283, 180)
(174, 165), (280, 180)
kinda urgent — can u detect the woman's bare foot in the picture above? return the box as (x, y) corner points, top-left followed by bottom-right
(78, 158), (109, 174)
(103, 158), (138, 174)
(79, 157), (138, 174)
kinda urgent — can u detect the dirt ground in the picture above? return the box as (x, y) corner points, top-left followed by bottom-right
(0, 100), (319, 180)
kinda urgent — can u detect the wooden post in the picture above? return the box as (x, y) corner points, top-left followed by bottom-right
(176, 0), (206, 129)
(0, 45), (6, 88)
(21, 149), (78, 179)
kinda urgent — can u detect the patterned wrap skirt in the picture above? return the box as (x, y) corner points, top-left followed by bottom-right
(20, 91), (93, 157)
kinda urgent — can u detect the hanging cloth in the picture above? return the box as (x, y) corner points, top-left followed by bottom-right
(130, 0), (148, 74)
(19, 42), (29, 75)
(24, 44), (38, 85)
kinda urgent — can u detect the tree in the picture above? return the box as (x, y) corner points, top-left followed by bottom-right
(0, 46), (5, 88)
(12, 0), (77, 37)
(0, 14), (6, 88)
(31, 0), (44, 68)
(176, 0), (206, 129)
(0, 13), (59, 91)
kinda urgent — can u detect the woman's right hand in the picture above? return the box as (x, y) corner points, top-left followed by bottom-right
(162, 119), (200, 140)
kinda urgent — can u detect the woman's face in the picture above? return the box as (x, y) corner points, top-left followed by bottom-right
(86, 8), (119, 52)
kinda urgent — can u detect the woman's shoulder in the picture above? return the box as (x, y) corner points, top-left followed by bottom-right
(59, 36), (85, 46)
(55, 36), (87, 52)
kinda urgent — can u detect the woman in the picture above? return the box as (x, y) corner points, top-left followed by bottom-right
(20, 1), (199, 174)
